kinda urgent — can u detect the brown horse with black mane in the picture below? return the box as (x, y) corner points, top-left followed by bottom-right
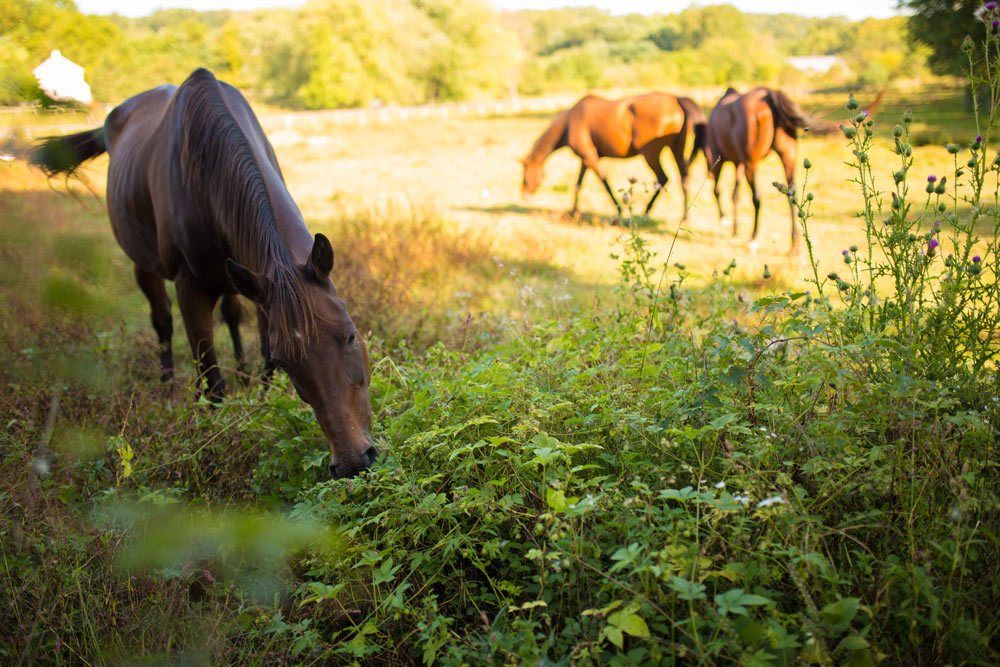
(521, 93), (706, 220)
(704, 87), (813, 251)
(30, 68), (376, 479)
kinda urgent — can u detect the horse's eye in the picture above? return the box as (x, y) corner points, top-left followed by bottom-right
(347, 332), (356, 346)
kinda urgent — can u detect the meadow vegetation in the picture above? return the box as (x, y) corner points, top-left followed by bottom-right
(1, 5), (999, 667)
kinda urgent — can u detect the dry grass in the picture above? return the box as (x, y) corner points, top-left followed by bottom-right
(0, 83), (986, 330)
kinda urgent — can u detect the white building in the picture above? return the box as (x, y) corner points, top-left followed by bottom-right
(786, 55), (847, 76)
(33, 50), (93, 105)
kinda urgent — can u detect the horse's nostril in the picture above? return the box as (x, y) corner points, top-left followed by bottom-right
(364, 445), (379, 465)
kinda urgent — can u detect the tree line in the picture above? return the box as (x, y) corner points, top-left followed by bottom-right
(1, 0), (937, 108)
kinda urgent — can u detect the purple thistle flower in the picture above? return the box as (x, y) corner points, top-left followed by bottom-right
(988, 2), (999, 11)
(976, 134), (984, 143)
(927, 175), (937, 183)
(842, 249), (849, 255)
(928, 239), (940, 251)
(973, 255), (982, 263)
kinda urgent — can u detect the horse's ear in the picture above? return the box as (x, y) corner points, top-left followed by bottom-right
(307, 233), (334, 282)
(226, 259), (265, 302)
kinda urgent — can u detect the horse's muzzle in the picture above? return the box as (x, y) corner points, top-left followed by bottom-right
(329, 444), (379, 479)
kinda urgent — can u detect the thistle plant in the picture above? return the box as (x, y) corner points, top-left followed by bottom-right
(789, 13), (1000, 399)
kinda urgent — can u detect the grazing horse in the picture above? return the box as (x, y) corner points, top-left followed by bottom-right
(521, 93), (706, 220)
(30, 69), (376, 479)
(704, 87), (811, 250)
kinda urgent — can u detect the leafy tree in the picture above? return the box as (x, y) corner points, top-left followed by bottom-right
(904, 0), (984, 76)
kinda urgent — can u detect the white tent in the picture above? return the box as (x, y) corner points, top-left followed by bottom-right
(33, 50), (93, 105)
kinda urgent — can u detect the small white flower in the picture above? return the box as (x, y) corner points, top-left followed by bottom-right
(733, 495), (751, 505)
(33, 457), (50, 478)
(756, 495), (786, 508)
(714, 481), (726, 489)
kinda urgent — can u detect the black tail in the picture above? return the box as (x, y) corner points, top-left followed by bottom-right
(29, 127), (107, 177)
(678, 96), (707, 166)
(763, 89), (811, 138)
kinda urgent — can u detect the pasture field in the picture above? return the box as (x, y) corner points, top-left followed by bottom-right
(1, 83), (998, 664)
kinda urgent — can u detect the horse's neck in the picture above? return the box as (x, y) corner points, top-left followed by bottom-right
(255, 159), (314, 267)
(528, 112), (569, 164)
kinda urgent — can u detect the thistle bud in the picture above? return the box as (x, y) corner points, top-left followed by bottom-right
(763, 265), (772, 280)
(803, 158), (812, 169)
(892, 125), (903, 138)
(946, 143), (961, 154)
(846, 93), (859, 111)
(840, 124), (857, 139)
(902, 110), (914, 124)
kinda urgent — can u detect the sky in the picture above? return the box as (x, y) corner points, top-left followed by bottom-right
(76, 0), (905, 20)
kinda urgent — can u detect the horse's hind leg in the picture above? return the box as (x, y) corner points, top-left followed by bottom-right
(220, 293), (248, 384)
(641, 147), (669, 217)
(176, 271), (225, 403)
(744, 161), (762, 243)
(732, 163), (744, 237)
(711, 160), (732, 235)
(668, 141), (690, 222)
(570, 161), (587, 217)
(134, 266), (173, 382)
(773, 133), (800, 252)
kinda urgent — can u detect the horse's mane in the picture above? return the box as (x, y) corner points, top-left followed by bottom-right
(526, 109), (569, 163)
(177, 68), (315, 353)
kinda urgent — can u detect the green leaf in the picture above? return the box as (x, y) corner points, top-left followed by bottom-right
(545, 488), (567, 512)
(669, 576), (706, 601)
(603, 625), (624, 648)
(614, 611), (650, 639)
(714, 589), (771, 616)
(707, 413), (740, 430)
(819, 597), (859, 633)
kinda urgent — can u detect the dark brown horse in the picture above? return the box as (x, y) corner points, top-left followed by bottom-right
(521, 93), (706, 220)
(704, 87), (812, 250)
(30, 69), (376, 478)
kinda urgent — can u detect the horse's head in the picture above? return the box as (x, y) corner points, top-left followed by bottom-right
(520, 156), (544, 197)
(226, 234), (375, 479)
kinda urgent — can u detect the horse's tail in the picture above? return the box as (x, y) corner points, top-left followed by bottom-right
(678, 96), (707, 166)
(29, 127), (107, 177)
(764, 89), (812, 138)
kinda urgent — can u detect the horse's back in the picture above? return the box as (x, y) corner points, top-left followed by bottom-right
(708, 87), (775, 163)
(626, 93), (685, 148)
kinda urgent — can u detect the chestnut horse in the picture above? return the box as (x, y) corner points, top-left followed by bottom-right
(704, 87), (812, 250)
(521, 93), (706, 220)
(30, 69), (376, 479)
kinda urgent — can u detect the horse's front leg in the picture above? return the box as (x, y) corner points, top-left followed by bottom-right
(256, 304), (277, 386)
(221, 293), (249, 384)
(176, 271), (225, 403)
